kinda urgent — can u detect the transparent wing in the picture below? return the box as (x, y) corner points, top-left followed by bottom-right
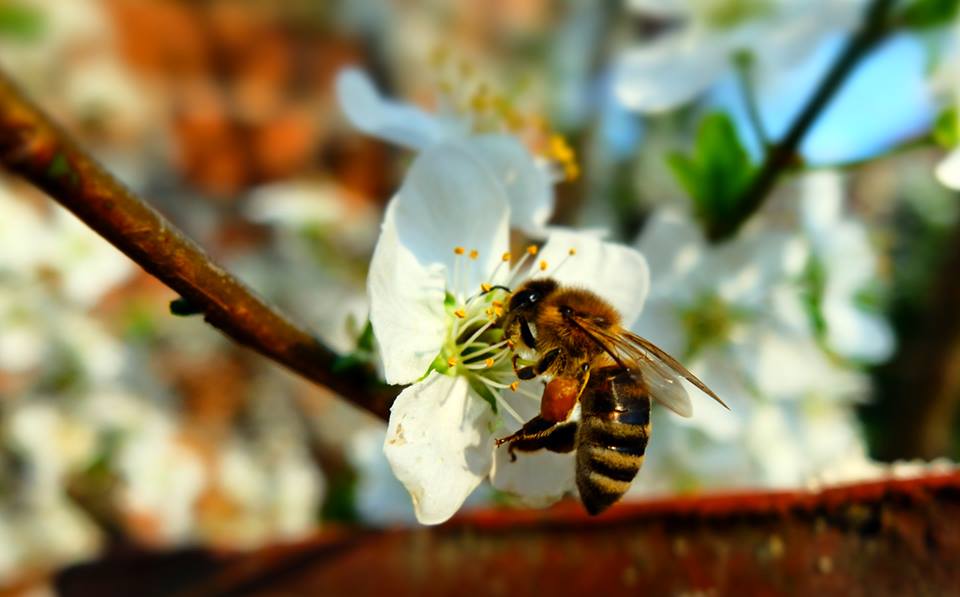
(569, 316), (728, 417)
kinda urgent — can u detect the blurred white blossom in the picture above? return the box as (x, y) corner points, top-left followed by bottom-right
(615, 0), (866, 113)
(336, 68), (559, 236)
(630, 172), (890, 493)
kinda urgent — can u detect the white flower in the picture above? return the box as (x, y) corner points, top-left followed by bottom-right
(336, 68), (556, 236)
(800, 171), (894, 362)
(615, 0), (866, 113)
(630, 206), (873, 492)
(117, 416), (205, 544)
(371, 141), (649, 524)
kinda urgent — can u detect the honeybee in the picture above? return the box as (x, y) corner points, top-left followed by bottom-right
(496, 277), (728, 515)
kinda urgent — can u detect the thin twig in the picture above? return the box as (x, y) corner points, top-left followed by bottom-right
(0, 69), (396, 420)
(709, 0), (898, 241)
(732, 51), (770, 149)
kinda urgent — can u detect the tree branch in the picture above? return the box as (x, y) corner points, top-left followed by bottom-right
(709, 0), (898, 242)
(0, 69), (396, 420)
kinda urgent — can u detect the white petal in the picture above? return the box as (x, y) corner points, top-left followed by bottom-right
(823, 301), (895, 363)
(489, 386), (576, 506)
(367, 199), (447, 384)
(671, 347), (747, 440)
(391, 141), (511, 296)
(935, 147), (960, 190)
(383, 373), (496, 525)
(490, 448), (576, 507)
(635, 210), (705, 296)
(336, 68), (447, 150)
(537, 229), (650, 327)
(614, 28), (728, 113)
(464, 134), (554, 235)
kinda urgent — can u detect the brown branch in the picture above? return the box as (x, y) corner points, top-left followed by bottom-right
(0, 69), (396, 420)
(708, 0), (897, 242)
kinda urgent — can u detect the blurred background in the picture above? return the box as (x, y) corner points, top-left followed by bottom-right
(0, 0), (958, 593)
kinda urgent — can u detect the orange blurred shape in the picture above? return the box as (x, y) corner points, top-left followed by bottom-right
(104, 0), (369, 198)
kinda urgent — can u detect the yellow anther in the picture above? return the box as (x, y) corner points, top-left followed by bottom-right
(539, 260), (548, 271)
(502, 251), (512, 262)
(429, 45), (450, 66)
(447, 356), (458, 368)
(481, 283), (492, 293)
(469, 249), (479, 260)
(492, 300), (503, 308)
(526, 245), (538, 256)
(549, 135), (575, 162)
(454, 246), (465, 255)
(506, 339), (516, 349)
(509, 381), (520, 392)
(454, 308), (466, 319)
(470, 84), (491, 113)
(484, 358), (495, 368)
(569, 248), (577, 256)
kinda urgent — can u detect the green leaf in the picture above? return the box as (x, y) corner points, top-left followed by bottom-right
(932, 106), (958, 149)
(666, 112), (756, 233)
(0, 3), (44, 41)
(900, 0), (960, 28)
(355, 319), (375, 352)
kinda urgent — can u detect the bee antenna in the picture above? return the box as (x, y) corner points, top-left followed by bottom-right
(483, 285), (512, 295)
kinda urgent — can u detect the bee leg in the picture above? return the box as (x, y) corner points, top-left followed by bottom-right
(513, 355), (538, 380)
(496, 418), (577, 462)
(513, 348), (562, 381)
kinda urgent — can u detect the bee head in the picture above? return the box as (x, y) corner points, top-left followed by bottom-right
(507, 278), (558, 313)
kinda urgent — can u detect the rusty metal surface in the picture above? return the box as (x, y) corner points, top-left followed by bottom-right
(56, 473), (960, 597)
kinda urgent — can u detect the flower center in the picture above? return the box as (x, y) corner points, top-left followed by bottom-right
(679, 292), (744, 358)
(427, 244), (576, 423)
(428, 48), (580, 181)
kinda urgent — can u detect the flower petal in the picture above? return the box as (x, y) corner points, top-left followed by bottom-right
(614, 27), (727, 113)
(489, 386), (576, 506)
(383, 372), (496, 525)
(537, 229), (650, 326)
(367, 199), (447, 384)
(936, 147), (960, 190)
(336, 68), (448, 150)
(464, 134), (554, 235)
(391, 141), (511, 297)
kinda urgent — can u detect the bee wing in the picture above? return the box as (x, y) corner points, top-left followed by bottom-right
(568, 316), (728, 417)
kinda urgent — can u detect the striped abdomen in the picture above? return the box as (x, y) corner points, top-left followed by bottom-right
(575, 366), (651, 515)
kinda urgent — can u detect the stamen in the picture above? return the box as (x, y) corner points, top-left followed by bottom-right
(461, 318), (496, 348)
(461, 339), (509, 359)
(539, 260), (548, 271)
(454, 308), (466, 319)
(481, 283), (492, 293)
(495, 392), (525, 425)
(454, 247), (465, 255)
(484, 357), (495, 368)
(545, 247), (578, 278)
(527, 245), (538, 256)
(447, 356), (458, 368)
(509, 381), (519, 392)
(469, 249), (479, 260)
(502, 252), (511, 262)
